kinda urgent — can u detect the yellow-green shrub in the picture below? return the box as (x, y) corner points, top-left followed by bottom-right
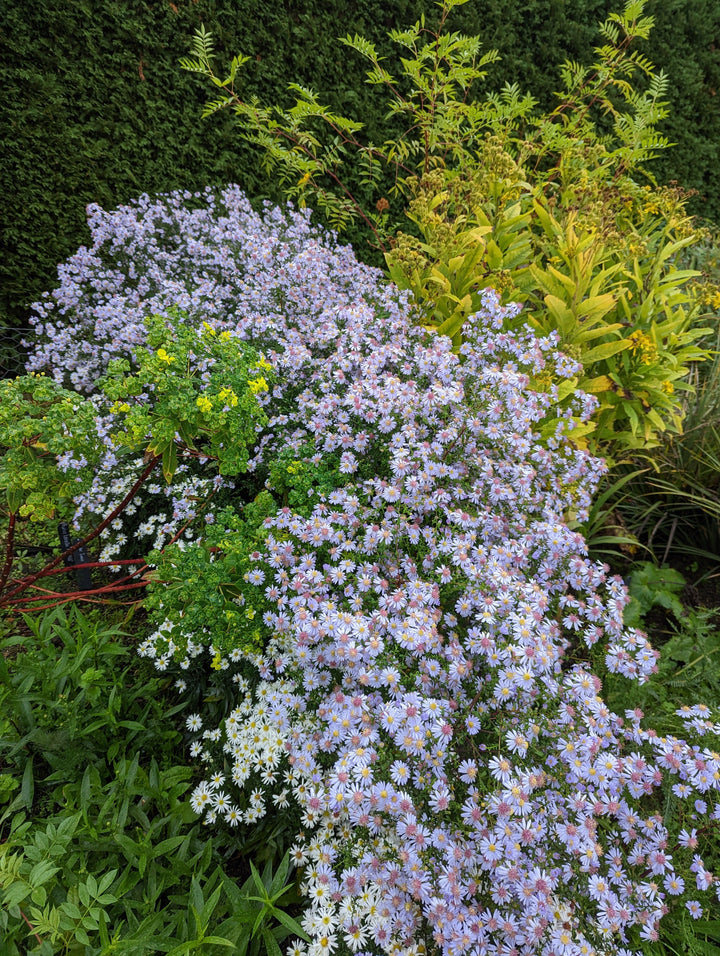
(386, 150), (715, 459)
(187, 0), (718, 460)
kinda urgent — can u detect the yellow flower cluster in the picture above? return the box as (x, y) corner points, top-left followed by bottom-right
(157, 348), (175, 364)
(196, 395), (213, 413)
(218, 387), (239, 407)
(700, 288), (720, 311)
(628, 330), (658, 365)
(200, 321), (231, 341)
(248, 377), (268, 394)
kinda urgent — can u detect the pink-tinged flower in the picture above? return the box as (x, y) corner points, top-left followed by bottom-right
(678, 827), (699, 848)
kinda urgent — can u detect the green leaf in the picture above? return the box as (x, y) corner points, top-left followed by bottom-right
(435, 307), (467, 341)
(543, 294), (575, 337)
(162, 442), (178, 483)
(269, 906), (310, 941)
(269, 855), (290, 898)
(249, 861), (266, 899)
(554, 378), (579, 402)
(251, 903), (267, 939)
(61, 900), (83, 920)
(21, 755), (34, 810)
(97, 908), (110, 948)
(574, 292), (616, 323)
(582, 339), (631, 364)
(6, 486), (24, 514)
(485, 239), (503, 271)
(28, 860), (61, 886)
(582, 374), (614, 394)
(30, 884), (47, 907)
(189, 876), (204, 917)
(260, 925), (284, 956)
(97, 868), (118, 895)
(198, 883), (224, 930)
(2, 881), (32, 908)
(80, 766), (92, 810)
(153, 836), (187, 856)
(166, 941), (202, 956)
(82, 911), (100, 930)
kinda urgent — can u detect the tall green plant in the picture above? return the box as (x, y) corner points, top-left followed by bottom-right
(183, 0), (717, 459)
(607, 332), (720, 564)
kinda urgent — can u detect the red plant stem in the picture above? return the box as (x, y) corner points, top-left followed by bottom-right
(4, 581), (149, 611)
(19, 908), (44, 948)
(0, 455), (160, 606)
(11, 577), (149, 600)
(2, 451), (224, 614)
(16, 558), (144, 580)
(0, 510), (16, 593)
(4, 474), (221, 613)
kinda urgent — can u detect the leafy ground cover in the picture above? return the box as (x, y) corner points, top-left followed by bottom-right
(2, 2), (720, 954)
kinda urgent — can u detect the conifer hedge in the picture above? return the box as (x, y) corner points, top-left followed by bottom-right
(2, 0), (719, 337)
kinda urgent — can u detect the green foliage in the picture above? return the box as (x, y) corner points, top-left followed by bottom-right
(613, 329), (720, 565)
(380, 5), (716, 459)
(623, 560), (687, 628)
(568, 466), (648, 562)
(102, 314), (271, 482)
(606, 600), (720, 739)
(192, 0), (716, 460)
(601, 592), (720, 954)
(643, 915), (720, 956)
(0, 606), (304, 953)
(517, 0), (672, 176)
(145, 493), (277, 659)
(0, 375), (100, 520)
(389, 163), (714, 458)
(212, 854), (309, 956)
(183, 0), (515, 243)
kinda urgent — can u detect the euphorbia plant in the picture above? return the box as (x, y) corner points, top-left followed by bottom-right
(0, 314), (268, 613)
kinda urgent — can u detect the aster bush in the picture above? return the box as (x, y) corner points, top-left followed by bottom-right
(13, 187), (720, 955)
(26, 185), (387, 394)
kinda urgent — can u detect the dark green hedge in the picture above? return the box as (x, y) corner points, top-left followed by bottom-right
(2, 0), (719, 335)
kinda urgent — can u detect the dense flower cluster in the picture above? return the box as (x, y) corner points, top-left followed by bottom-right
(26, 184), (389, 394)
(29, 188), (720, 956)
(26, 186), (401, 552)
(141, 288), (718, 954)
